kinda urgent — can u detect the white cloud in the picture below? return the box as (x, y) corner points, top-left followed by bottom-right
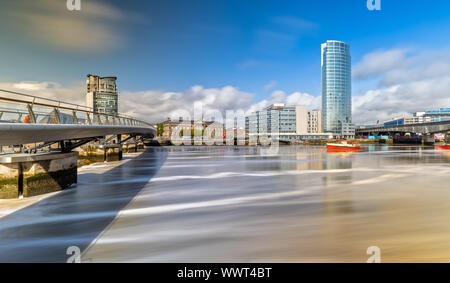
(12, 82), (57, 92)
(264, 81), (278, 91)
(246, 90), (321, 115)
(119, 85), (255, 122)
(352, 48), (450, 124)
(0, 81), (84, 105)
(353, 49), (409, 79)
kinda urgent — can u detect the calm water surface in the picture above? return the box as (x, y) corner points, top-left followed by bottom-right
(2, 145), (450, 262)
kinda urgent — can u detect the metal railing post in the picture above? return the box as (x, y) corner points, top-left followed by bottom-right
(52, 108), (61, 124)
(26, 104), (36, 123)
(96, 114), (102, 125)
(86, 113), (92, 125)
(72, 110), (78, 124)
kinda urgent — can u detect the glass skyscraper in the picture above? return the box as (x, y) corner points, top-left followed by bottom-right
(321, 40), (352, 135)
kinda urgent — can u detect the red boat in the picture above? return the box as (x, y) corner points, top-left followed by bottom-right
(435, 145), (450, 150)
(326, 141), (361, 151)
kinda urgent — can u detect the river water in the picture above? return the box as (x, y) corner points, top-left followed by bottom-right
(1, 145), (450, 262)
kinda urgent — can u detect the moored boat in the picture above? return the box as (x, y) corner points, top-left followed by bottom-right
(326, 141), (361, 150)
(435, 144), (450, 150)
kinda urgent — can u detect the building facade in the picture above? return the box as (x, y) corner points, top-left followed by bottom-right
(321, 40), (353, 137)
(308, 110), (322, 134)
(423, 108), (450, 122)
(383, 108), (450, 127)
(383, 117), (423, 127)
(245, 104), (330, 140)
(86, 74), (118, 115)
(161, 118), (215, 141)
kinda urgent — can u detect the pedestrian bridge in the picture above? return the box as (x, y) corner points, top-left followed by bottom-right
(0, 89), (155, 148)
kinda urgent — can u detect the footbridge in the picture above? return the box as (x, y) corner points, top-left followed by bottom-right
(0, 89), (156, 199)
(0, 89), (155, 150)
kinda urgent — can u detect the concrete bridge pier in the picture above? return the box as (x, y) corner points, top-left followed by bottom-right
(99, 135), (124, 162)
(117, 134), (123, 161)
(0, 152), (78, 199)
(77, 135), (125, 163)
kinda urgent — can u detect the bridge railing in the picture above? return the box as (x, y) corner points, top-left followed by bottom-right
(0, 89), (152, 128)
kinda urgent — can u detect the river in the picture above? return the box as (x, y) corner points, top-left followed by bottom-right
(1, 145), (450, 262)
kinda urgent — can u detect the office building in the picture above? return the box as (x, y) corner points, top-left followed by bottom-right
(383, 116), (424, 127)
(321, 40), (353, 137)
(245, 104), (331, 140)
(86, 74), (118, 115)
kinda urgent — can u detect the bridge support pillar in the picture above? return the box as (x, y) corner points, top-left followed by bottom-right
(117, 135), (123, 161)
(78, 142), (123, 163)
(0, 152), (78, 199)
(101, 145), (122, 162)
(423, 134), (435, 145)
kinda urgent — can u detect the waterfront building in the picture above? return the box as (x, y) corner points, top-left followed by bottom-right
(86, 74), (118, 115)
(321, 40), (353, 137)
(245, 104), (331, 140)
(423, 108), (450, 122)
(308, 110), (322, 133)
(341, 122), (356, 136)
(383, 109), (450, 127)
(384, 117), (422, 127)
(160, 117), (215, 141)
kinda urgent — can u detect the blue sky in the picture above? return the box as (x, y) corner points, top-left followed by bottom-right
(1, 0), (450, 123)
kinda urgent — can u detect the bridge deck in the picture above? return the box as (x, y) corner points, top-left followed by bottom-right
(356, 120), (450, 135)
(0, 124), (155, 146)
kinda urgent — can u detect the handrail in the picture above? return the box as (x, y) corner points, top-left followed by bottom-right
(0, 88), (153, 127)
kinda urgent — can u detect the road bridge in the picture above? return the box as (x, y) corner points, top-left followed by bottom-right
(356, 120), (450, 136)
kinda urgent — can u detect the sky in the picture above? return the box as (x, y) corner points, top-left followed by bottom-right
(0, 0), (450, 124)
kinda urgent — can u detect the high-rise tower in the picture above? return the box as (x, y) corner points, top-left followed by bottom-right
(321, 40), (352, 136)
(86, 74), (118, 115)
